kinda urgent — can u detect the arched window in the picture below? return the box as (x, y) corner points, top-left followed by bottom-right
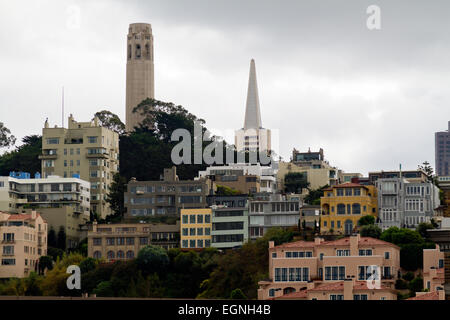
(126, 250), (134, 259)
(135, 44), (141, 59)
(128, 44), (131, 60)
(93, 251), (101, 259)
(352, 203), (361, 214)
(107, 251), (115, 260)
(117, 250), (124, 259)
(337, 204), (346, 215)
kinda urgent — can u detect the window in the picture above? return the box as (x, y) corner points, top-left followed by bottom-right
(354, 294), (368, 300)
(197, 215), (204, 223)
(117, 250), (125, 259)
(205, 228), (211, 235)
(439, 259), (444, 269)
(337, 204), (346, 215)
(384, 252), (390, 259)
(139, 237), (148, 245)
(116, 237), (125, 245)
(359, 249), (372, 256)
(93, 251), (101, 259)
(197, 228), (203, 236)
(189, 228), (196, 236)
(182, 240), (188, 248)
(93, 238), (102, 246)
(272, 252), (277, 258)
(352, 204), (361, 214)
(197, 240), (203, 248)
(126, 251), (134, 259)
(107, 251), (115, 259)
(336, 249), (350, 256)
(182, 228), (188, 236)
(320, 253), (324, 260)
(88, 136), (98, 143)
(205, 214), (211, 223)
(182, 215), (188, 224)
(126, 237), (134, 245)
(2, 246), (14, 255)
(269, 289), (275, 297)
(330, 294), (344, 300)
(189, 215), (196, 224)
(189, 240), (196, 248)
(46, 138), (59, 144)
(318, 268), (323, 279)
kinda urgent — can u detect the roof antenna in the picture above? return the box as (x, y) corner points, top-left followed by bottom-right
(62, 86), (65, 128)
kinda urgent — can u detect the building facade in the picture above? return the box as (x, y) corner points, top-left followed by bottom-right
(124, 167), (210, 218)
(88, 221), (179, 261)
(40, 115), (119, 219)
(249, 194), (301, 240)
(198, 163), (277, 194)
(258, 234), (400, 300)
(423, 245), (445, 292)
(180, 208), (212, 249)
(320, 183), (378, 235)
(0, 172), (90, 248)
(376, 178), (440, 230)
(125, 23), (155, 132)
(437, 176), (450, 217)
(211, 204), (249, 249)
(435, 121), (450, 176)
(299, 205), (321, 229)
(0, 211), (47, 278)
(235, 59), (271, 154)
(368, 169), (428, 184)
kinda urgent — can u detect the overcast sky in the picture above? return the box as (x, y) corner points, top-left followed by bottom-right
(1, 0), (449, 175)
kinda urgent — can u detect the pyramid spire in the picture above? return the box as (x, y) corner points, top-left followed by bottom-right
(243, 59), (262, 130)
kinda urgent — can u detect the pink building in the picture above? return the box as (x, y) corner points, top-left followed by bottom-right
(0, 211), (47, 278)
(423, 245), (445, 292)
(258, 234), (400, 300)
(271, 279), (396, 300)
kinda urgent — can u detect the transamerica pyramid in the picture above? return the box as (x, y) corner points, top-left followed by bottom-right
(243, 59), (262, 129)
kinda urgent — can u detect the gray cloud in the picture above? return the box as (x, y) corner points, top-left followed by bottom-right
(0, 0), (449, 175)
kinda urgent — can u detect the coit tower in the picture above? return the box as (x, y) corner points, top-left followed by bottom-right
(125, 23), (155, 132)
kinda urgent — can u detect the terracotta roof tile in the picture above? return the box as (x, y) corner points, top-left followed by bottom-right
(309, 281), (390, 292)
(407, 291), (440, 300)
(275, 236), (399, 249)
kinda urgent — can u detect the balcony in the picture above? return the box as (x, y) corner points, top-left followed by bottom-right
(2, 252), (14, 256)
(39, 153), (57, 160)
(86, 152), (108, 159)
(1, 240), (15, 244)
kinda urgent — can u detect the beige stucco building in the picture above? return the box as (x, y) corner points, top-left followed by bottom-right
(0, 174), (90, 248)
(88, 221), (179, 261)
(0, 211), (47, 278)
(423, 245), (445, 292)
(125, 23), (155, 132)
(258, 234), (400, 300)
(40, 115), (119, 219)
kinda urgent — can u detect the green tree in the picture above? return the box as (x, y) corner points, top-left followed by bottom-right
(56, 226), (66, 250)
(216, 185), (241, 196)
(94, 110), (125, 134)
(230, 288), (247, 299)
(360, 224), (382, 238)
(409, 277), (423, 294)
(105, 173), (127, 219)
(93, 281), (114, 297)
(304, 185), (328, 205)
(79, 257), (97, 274)
(136, 245), (169, 276)
(358, 215), (375, 226)
(418, 161), (434, 182)
(0, 122), (16, 148)
(38, 256), (53, 275)
(0, 135), (42, 176)
(24, 272), (42, 296)
(416, 222), (434, 239)
(48, 226), (57, 248)
(284, 172), (309, 193)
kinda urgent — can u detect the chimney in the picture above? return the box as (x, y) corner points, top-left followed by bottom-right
(93, 220), (98, 232)
(307, 281), (316, 290)
(343, 278), (354, 300)
(31, 210), (37, 220)
(314, 237), (324, 245)
(269, 241), (275, 248)
(350, 234), (360, 256)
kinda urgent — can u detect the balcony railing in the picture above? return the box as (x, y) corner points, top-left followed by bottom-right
(1, 240), (15, 244)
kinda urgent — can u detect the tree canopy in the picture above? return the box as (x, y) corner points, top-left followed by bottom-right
(0, 135), (42, 175)
(0, 122), (16, 148)
(94, 110), (126, 134)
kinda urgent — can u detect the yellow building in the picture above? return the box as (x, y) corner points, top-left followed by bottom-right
(180, 208), (212, 249)
(320, 183), (378, 235)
